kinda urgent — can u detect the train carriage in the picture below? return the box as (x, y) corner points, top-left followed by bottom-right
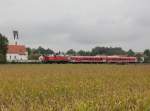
(69, 56), (107, 63)
(106, 56), (137, 63)
(40, 55), (137, 64)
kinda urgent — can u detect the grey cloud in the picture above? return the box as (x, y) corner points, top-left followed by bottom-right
(0, 0), (150, 51)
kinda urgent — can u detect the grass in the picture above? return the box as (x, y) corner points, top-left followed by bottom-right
(0, 64), (150, 111)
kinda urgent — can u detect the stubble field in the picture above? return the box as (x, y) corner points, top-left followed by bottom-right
(0, 64), (150, 111)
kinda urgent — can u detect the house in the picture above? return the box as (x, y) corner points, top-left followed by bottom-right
(7, 45), (28, 62)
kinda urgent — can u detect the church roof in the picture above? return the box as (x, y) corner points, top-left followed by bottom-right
(7, 45), (27, 55)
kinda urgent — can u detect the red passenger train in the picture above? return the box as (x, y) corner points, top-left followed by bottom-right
(39, 55), (68, 63)
(40, 55), (137, 64)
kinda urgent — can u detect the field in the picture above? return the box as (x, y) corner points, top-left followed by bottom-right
(0, 64), (150, 111)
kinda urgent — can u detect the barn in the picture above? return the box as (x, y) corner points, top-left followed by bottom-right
(7, 45), (28, 62)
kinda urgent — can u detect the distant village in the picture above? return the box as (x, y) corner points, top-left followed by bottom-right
(0, 31), (150, 63)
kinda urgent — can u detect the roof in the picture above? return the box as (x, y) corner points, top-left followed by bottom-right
(7, 45), (27, 55)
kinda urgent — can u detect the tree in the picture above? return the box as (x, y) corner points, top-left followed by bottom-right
(37, 46), (54, 55)
(91, 47), (126, 56)
(46, 48), (54, 55)
(77, 50), (86, 56)
(66, 49), (76, 55)
(77, 50), (91, 56)
(91, 47), (105, 55)
(37, 46), (45, 55)
(144, 49), (150, 63)
(144, 49), (150, 56)
(127, 49), (135, 56)
(0, 34), (8, 63)
(27, 47), (32, 55)
(27, 47), (54, 60)
(85, 51), (91, 56)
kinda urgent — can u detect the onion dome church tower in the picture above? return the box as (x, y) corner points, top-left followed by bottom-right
(13, 30), (19, 45)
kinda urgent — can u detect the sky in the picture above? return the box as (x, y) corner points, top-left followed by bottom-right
(0, 0), (150, 52)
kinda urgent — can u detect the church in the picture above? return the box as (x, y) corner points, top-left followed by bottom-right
(6, 31), (28, 62)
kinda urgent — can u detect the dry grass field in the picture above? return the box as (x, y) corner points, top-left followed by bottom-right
(0, 64), (150, 111)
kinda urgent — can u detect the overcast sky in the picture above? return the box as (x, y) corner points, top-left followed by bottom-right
(0, 0), (150, 52)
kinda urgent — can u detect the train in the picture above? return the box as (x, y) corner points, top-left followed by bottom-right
(39, 55), (138, 64)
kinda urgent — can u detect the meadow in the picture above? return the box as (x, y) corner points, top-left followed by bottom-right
(0, 64), (150, 111)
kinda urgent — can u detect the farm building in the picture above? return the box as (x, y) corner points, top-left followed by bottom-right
(7, 45), (28, 62)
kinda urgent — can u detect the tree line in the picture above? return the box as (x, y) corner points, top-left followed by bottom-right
(27, 46), (135, 56)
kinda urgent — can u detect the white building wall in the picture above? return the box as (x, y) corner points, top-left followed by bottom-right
(7, 53), (28, 62)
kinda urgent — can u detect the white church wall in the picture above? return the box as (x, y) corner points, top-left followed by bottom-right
(7, 53), (28, 62)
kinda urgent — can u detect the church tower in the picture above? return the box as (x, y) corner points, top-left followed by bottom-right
(13, 30), (19, 45)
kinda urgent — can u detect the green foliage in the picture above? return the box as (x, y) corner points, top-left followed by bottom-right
(127, 49), (135, 56)
(144, 49), (150, 56)
(0, 54), (5, 63)
(144, 49), (150, 63)
(144, 56), (150, 63)
(27, 46), (54, 60)
(91, 47), (126, 56)
(77, 50), (91, 56)
(37, 46), (54, 55)
(0, 33), (8, 63)
(66, 49), (76, 55)
(27, 47), (32, 55)
(66, 47), (127, 56)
